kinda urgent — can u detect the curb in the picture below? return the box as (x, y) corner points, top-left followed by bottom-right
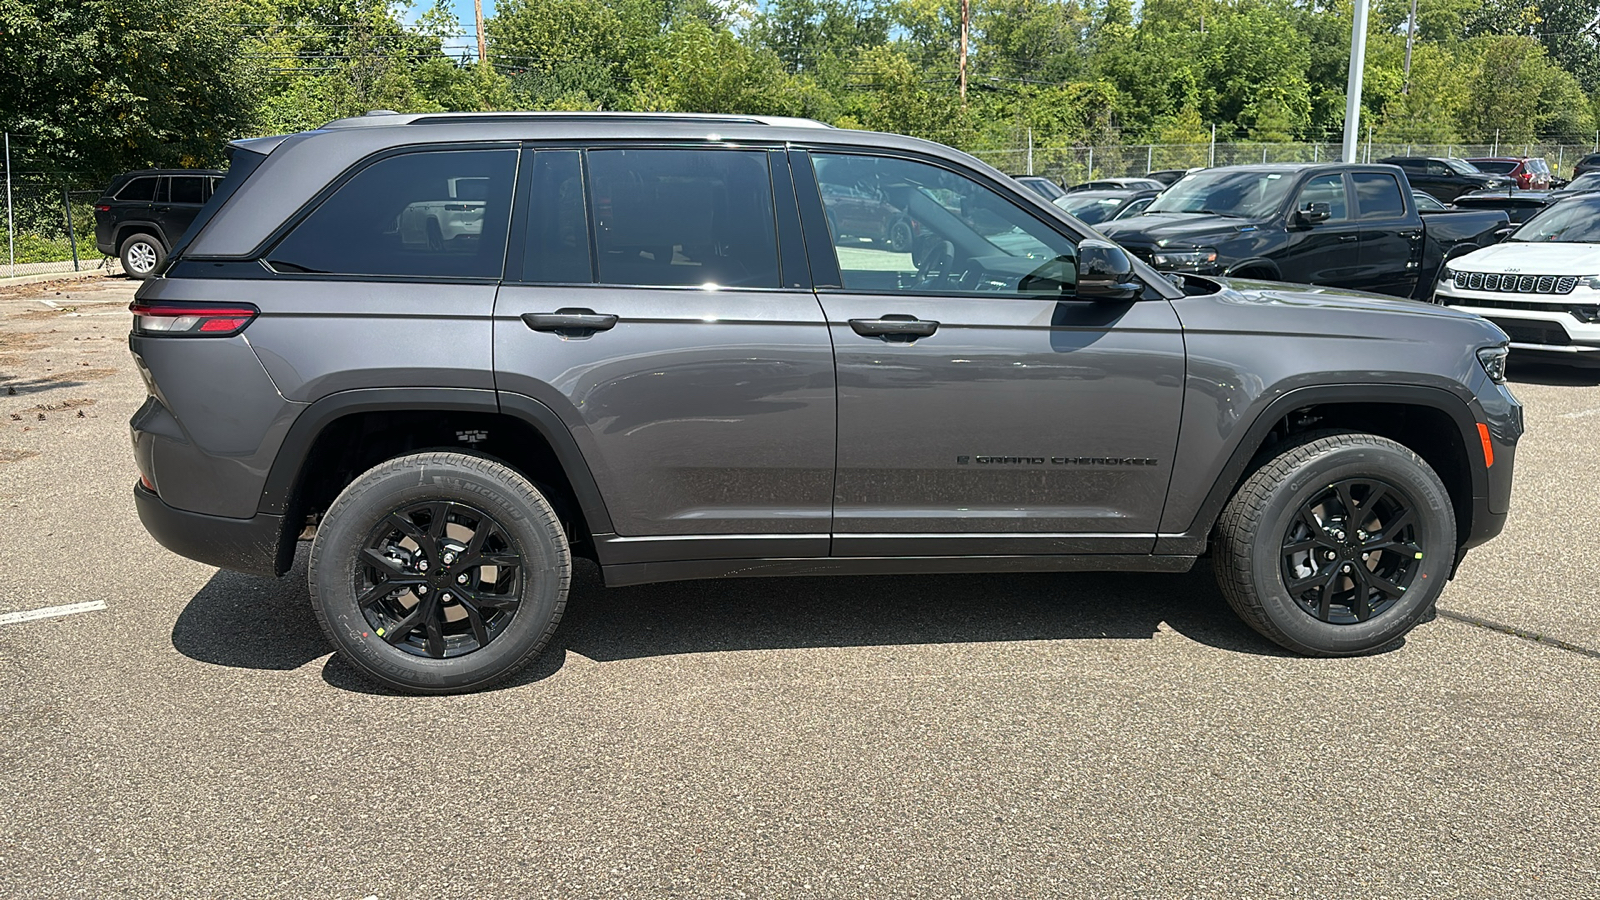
(0, 264), (124, 289)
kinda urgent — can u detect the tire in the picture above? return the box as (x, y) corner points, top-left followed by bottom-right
(1213, 432), (1456, 656)
(308, 451), (570, 694)
(886, 217), (915, 253)
(425, 217), (444, 251)
(119, 233), (165, 280)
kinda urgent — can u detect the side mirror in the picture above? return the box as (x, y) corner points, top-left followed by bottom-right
(1076, 240), (1141, 301)
(1298, 201), (1331, 225)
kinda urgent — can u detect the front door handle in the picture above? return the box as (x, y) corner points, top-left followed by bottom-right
(522, 309), (618, 337)
(849, 316), (939, 339)
(1337, 234), (1359, 242)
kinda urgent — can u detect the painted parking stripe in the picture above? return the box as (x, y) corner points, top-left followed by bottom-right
(0, 600), (107, 625)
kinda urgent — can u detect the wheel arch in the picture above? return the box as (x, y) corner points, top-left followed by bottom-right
(1224, 258), (1281, 279)
(115, 223), (170, 251)
(259, 388), (614, 572)
(1161, 385), (1487, 559)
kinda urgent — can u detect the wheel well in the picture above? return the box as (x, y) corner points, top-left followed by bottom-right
(1243, 402), (1474, 547)
(287, 410), (596, 559)
(1227, 261), (1278, 280)
(117, 225), (165, 250)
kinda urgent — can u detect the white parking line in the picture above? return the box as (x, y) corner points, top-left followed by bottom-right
(0, 600), (107, 626)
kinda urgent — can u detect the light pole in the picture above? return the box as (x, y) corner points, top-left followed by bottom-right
(1342, 0), (1370, 163)
(474, 0), (487, 64)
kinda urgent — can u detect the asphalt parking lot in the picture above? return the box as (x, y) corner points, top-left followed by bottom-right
(2, 276), (1597, 899)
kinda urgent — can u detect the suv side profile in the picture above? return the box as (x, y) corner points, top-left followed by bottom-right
(130, 113), (1522, 693)
(94, 169), (224, 279)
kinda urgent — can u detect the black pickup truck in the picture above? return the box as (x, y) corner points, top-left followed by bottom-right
(1097, 163), (1508, 300)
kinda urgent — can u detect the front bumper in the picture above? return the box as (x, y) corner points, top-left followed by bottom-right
(134, 483), (287, 577)
(1436, 285), (1600, 364)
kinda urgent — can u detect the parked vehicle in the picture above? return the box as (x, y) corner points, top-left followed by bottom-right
(1147, 168), (1199, 186)
(130, 112), (1519, 692)
(1411, 191), (1448, 211)
(1378, 157), (1513, 202)
(1053, 188), (1161, 225)
(93, 169), (225, 279)
(1573, 153), (1600, 179)
(1097, 163), (1508, 299)
(818, 176), (917, 252)
(1434, 193), (1600, 365)
(1067, 177), (1168, 193)
(1014, 175), (1066, 202)
(1449, 189), (1554, 224)
(1550, 172), (1600, 201)
(1466, 157), (1553, 191)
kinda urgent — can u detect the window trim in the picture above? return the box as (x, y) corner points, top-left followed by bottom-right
(253, 141), (522, 284)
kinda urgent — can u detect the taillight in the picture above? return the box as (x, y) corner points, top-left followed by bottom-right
(95, 204), (112, 212)
(129, 300), (258, 336)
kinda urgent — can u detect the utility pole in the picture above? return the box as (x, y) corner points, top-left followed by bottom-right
(1402, 0), (1417, 94)
(474, 0), (487, 64)
(958, 0), (970, 105)
(1341, 0), (1370, 163)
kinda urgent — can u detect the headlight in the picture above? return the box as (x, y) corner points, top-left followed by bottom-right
(1580, 275), (1600, 290)
(1477, 345), (1509, 384)
(1440, 267), (1459, 286)
(1151, 248), (1218, 270)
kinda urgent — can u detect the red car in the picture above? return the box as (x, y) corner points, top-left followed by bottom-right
(1466, 156), (1552, 190)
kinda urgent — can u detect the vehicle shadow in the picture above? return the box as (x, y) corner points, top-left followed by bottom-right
(1507, 360), (1600, 386)
(172, 546), (1306, 695)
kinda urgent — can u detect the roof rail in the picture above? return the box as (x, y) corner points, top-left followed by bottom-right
(404, 112), (833, 129)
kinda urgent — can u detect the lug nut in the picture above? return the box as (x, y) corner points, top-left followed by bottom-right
(443, 551), (456, 564)
(441, 593), (452, 603)
(417, 585), (428, 595)
(457, 573), (468, 584)
(418, 560), (429, 572)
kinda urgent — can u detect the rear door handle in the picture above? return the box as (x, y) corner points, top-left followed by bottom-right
(522, 309), (618, 336)
(849, 316), (939, 339)
(1338, 234), (1359, 242)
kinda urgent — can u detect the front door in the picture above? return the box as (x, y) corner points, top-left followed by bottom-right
(493, 147), (836, 554)
(799, 150), (1185, 556)
(1283, 173), (1362, 288)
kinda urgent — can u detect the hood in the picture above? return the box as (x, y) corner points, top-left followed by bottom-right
(1216, 277), (1486, 319)
(1098, 213), (1260, 245)
(1448, 241), (1600, 275)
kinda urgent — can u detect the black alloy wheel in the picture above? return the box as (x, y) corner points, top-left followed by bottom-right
(1280, 478), (1421, 625)
(358, 500), (522, 659)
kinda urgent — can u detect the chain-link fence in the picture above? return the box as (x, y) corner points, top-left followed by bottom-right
(969, 140), (1600, 186)
(0, 183), (115, 279)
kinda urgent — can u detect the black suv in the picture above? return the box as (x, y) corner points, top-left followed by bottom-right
(94, 169), (224, 279)
(1378, 157), (1512, 201)
(129, 112), (1522, 693)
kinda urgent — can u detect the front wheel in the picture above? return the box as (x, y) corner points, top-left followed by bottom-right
(309, 452), (570, 693)
(1213, 432), (1456, 656)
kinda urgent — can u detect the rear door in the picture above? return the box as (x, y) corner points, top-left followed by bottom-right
(159, 175), (210, 246)
(492, 146), (836, 559)
(1352, 171), (1423, 297)
(797, 149), (1184, 556)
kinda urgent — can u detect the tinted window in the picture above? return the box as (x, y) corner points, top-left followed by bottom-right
(521, 150), (592, 284)
(1388, 158), (1424, 170)
(269, 149), (516, 279)
(1353, 173), (1406, 219)
(1469, 160), (1518, 175)
(117, 177), (157, 202)
(1426, 161), (1452, 177)
(587, 149), (779, 288)
(170, 176), (206, 204)
(1296, 175), (1349, 221)
(1511, 197), (1600, 243)
(813, 152), (1079, 296)
(1147, 169), (1297, 217)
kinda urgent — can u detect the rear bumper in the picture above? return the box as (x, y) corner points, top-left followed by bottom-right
(134, 483), (287, 577)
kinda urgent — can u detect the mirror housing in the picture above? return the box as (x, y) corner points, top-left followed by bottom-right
(1076, 240), (1142, 301)
(1297, 201), (1331, 225)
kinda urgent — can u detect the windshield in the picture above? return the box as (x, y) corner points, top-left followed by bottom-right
(1563, 173), (1600, 193)
(1055, 194), (1126, 225)
(1470, 160), (1517, 175)
(1444, 158), (1482, 175)
(1509, 199), (1600, 242)
(1145, 169), (1297, 217)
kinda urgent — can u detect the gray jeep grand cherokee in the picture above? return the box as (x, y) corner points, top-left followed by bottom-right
(129, 112), (1522, 693)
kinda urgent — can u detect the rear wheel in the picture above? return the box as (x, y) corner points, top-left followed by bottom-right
(1214, 432), (1456, 656)
(119, 234), (165, 280)
(309, 452), (570, 693)
(886, 217), (915, 253)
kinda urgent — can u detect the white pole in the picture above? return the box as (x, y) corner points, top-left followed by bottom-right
(1026, 128), (1033, 176)
(5, 132), (13, 278)
(1492, 129), (1498, 156)
(1341, 0), (1370, 163)
(1209, 124), (1216, 167)
(1366, 125), (1373, 162)
(1146, 144), (1153, 174)
(1087, 146), (1093, 180)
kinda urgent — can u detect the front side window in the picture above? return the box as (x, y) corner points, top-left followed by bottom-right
(269, 148), (517, 278)
(1296, 175), (1349, 221)
(813, 152), (1078, 296)
(1353, 173), (1405, 220)
(587, 148), (780, 288)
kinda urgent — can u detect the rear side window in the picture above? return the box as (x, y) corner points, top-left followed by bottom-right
(586, 149), (780, 288)
(268, 149), (517, 279)
(170, 176), (206, 204)
(521, 150), (592, 284)
(1353, 173), (1406, 220)
(117, 177), (157, 201)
